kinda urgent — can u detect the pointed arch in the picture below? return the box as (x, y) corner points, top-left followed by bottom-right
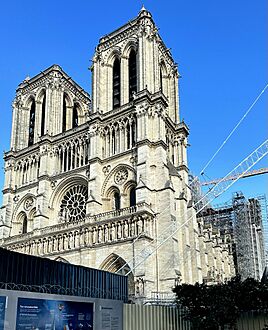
(159, 61), (168, 95)
(62, 93), (67, 132)
(106, 186), (121, 211)
(100, 253), (134, 295)
(113, 57), (121, 109)
(72, 102), (79, 128)
(114, 191), (121, 210)
(130, 187), (136, 207)
(16, 211), (28, 234)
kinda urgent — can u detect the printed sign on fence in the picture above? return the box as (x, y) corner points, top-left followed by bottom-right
(16, 297), (93, 330)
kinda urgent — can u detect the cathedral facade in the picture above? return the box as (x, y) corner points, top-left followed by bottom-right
(0, 8), (234, 298)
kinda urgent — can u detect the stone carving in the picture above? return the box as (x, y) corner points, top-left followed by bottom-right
(103, 165), (111, 175)
(24, 197), (34, 211)
(135, 277), (145, 296)
(114, 168), (128, 185)
(51, 181), (57, 189)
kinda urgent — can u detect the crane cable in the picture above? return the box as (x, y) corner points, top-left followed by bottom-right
(195, 83), (268, 180)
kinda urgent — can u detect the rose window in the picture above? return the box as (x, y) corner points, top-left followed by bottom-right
(60, 185), (88, 222)
(114, 168), (128, 185)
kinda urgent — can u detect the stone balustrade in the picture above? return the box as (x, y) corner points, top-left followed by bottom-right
(1, 202), (155, 257)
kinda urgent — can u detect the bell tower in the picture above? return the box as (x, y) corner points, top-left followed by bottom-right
(91, 6), (180, 123)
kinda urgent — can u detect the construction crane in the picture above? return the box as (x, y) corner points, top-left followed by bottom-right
(201, 167), (268, 186)
(116, 139), (268, 276)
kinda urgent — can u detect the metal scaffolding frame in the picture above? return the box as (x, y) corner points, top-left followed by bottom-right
(197, 192), (267, 280)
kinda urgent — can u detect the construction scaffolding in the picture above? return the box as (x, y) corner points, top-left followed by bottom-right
(253, 195), (268, 266)
(196, 191), (266, 280)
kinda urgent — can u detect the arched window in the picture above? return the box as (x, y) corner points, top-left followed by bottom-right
(28, 99), (36, 146)
(62, 94), (67, 132)
(126, 122), (130, 149)
(112, 129), (116, 155)
(114, 192), (121, 210)
(72, 103), (79, 129)
(131, 119), (136, 148)
(129, 49), (137, 101)
(113, 58), (120, 109)
(160, 67), (163, 91)
(130, 187), (136, 207)
(22, 214), (28, 234)
(41, 92), (46, 136)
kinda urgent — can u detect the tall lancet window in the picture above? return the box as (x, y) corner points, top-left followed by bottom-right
(130, 187), (136, 207)
(114, 192), (121, 210)
(160, 67), (163, 91)
(28, 99), (36, 146)
(72, 103), (79, 129)
(22, 214), (27, 234)
(40, 92), (46, 136)
(129, 49), (137, 101)
(62, 94), (67, 132)
(113, 58), (120, 109)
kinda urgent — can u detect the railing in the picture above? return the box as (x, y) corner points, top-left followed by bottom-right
(1, 203), (155, 257)
(86, 202), (154, 222)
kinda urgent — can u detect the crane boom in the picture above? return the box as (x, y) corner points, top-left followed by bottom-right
(201, 167), (268, 186)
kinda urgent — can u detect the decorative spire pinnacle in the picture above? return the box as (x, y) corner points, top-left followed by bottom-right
(140, 4), (146, 12)
(138, 4), (151, 18)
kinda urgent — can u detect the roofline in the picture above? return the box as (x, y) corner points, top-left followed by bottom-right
(17, 64), (90, 99)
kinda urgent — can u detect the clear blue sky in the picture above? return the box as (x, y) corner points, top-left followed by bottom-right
(0, 0), (267, 207)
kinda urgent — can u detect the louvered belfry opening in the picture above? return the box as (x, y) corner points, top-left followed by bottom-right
(129, 49), (137, 101)
(28, 99), (36, 146)
(40, 92), (46, 136)
(113, 58), (121, 109)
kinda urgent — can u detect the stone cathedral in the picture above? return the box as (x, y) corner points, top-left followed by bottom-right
(0, 8), (235, 299)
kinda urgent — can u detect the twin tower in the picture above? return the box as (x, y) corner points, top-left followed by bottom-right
(0, 8), (234, 299)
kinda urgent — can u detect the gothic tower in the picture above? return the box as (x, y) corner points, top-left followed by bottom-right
(0, 7), (232, 299)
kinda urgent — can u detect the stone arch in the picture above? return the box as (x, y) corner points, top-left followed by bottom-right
(27, 207), (36, 232)
(13, 211), (27, 235)
(106, 186), (121, 211)
(122, 39), (138, 58)
(100, 253), (135, 295)
(159, 60), (168, 91)
(123, 180), (137, 207)
(49, 175), (88, 223)
(63, 91), (73, 107)
(106, 47), (122, 66)
(35, 88), (46, 103)
(49, 174), (88, 209)
(24, 94), (36, 108)
(12, 193), (36, 225)
(101, 164), (136, 196)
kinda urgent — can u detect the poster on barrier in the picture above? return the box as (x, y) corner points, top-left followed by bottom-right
(16, 297), (93, 330)
(0, 296), (6, 330)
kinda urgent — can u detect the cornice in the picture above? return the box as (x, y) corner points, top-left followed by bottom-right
(13, 181), (39, 193)
(165, 118), (190, 136)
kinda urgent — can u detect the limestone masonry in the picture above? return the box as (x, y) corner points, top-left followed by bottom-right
(0, 7), (235, 299)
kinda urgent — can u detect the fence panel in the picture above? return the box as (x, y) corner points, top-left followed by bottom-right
(123, 304), (191, 330)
